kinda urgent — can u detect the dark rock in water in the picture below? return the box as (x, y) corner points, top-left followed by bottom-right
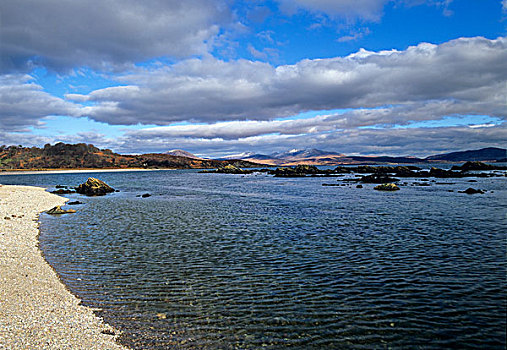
(429, 167), (462, 178)
(458, 188), (485, 194)
(76, 177), (115, 196)
(333, 166), (352, 173)
(468, 179), (477, 182)
(55, 185), (67, 189)
(200, 164), (253, 174)
(360, 174), (399, 184)
(374, 183), (400, 191)
(141, 193), (151, 198)
(393, 166), (418, 177)
(271, 165), (315, 177)
(356, 184), (363, 188)
(46, 206), (76, 214)
(322, 183), (340, 186)
(51, 189), (76, 194)
(67, 201), (83, 205)
(453, 161), (496, 171)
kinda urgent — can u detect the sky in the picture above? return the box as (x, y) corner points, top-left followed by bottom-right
(0, 0), (506, 158)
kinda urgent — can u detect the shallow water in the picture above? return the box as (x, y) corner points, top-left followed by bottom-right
(2, 169), (506, 349)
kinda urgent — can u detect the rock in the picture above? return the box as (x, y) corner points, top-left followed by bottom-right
(51, 189), (76, 194)
(456, 161), (495, 171)
(67, 201), (83, 205)
(141, 193), (151, 198)
(101, 329), (116, 336)
(374, 183), (400, 191)
(201, 164), (253, 174)
(55, 185), (67, 188)
(360, 174), (399, 184)
(270, 164), (323, 177)
(4, 216), (11, 220)
(429, 167), (462, 178)
(458, 188), (485, 194)
(356, 184), (363, 188)
(322, 183), (340, 186)
(76, 177), (115, 196)
(46, 206), (77, 214)
(393, 166), (417, 177)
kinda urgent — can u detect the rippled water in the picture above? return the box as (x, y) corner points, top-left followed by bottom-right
(2, 169), (506, 349)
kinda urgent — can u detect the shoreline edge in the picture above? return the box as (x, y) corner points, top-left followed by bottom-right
(0, 185), (127, 349)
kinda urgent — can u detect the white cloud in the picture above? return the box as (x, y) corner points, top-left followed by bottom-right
(78, 37), (506, 127)
(0, 74), (81, 131)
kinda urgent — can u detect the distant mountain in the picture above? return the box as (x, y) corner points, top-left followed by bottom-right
(271, 148), (342, 159)
(425, 147), (506, 162)
(220, 147), (507, 166)
(222, 148), (348, 166)
(0, 143), (261, 170)
(164, 149), (201, 159)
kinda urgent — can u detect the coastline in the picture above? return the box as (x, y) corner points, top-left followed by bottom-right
(0, 185), (127, 349)
(0, 168), (159, 176)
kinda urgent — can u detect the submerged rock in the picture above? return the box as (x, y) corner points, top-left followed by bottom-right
(67, 201), (83, 205)
(46, 206), (76, 214)
(141, 193), (151, 198)
(76, 177), (115, 196)
(51, 189), (76, 194)
(374, 183), (400, 191)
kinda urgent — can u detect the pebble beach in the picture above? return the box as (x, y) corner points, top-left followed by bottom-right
(0, 185), (127, 350)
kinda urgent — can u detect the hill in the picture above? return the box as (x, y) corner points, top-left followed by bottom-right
(0, 143), (260, 170)
(164, 149), (201, 159)
(425, 147), (506, 162)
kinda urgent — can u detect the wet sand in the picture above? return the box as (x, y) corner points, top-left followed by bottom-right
(0, 185), (127, 349)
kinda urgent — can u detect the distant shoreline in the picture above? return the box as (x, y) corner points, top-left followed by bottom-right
(0, 168), (161, 175)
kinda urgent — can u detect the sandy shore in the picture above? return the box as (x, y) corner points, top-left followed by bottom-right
(0, 185), (127, 349)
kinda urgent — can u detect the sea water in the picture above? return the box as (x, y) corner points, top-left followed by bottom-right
(2, 169), (506, 349)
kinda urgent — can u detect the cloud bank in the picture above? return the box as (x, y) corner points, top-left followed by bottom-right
(71, 36), (506, 127)
(0, 0), (231, 72)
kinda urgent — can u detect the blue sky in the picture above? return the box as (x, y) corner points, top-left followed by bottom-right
(0, 0), (505, 157)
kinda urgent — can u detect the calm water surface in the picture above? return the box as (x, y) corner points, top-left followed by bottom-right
(2, 169), (506, 349)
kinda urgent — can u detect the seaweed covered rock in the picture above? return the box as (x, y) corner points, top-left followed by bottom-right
(46, 206), (76, 214)
(76, 177), (115, 196)
(374, 183), (400, 191)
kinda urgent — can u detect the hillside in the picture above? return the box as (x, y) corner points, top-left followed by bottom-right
(425, 147), (506, 162)
(0, 143), (260, 170)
